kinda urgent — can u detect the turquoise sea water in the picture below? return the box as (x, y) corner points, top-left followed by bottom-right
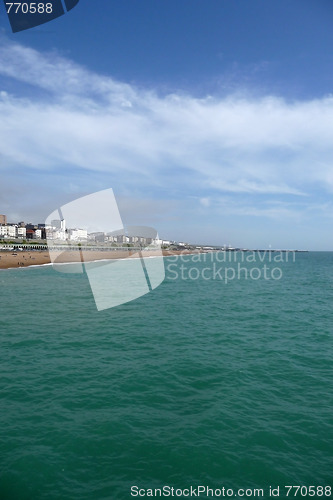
(0, 252), (332, 499)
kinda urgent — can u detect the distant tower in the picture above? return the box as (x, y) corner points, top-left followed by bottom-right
(60, 219), (66, 231)
(0, 214), (7, 225)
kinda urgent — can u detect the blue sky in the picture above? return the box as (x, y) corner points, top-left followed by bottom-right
(0, 0), (333, 249)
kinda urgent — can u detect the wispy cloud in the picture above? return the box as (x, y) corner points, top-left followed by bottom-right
(0, 38), (332, 246)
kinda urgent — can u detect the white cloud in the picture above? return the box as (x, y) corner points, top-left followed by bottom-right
(0, 37), (333, 232)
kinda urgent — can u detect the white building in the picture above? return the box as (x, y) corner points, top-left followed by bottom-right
(116, 235), (130, 244)
(0, 225), (17, 238)
(105, 235), (117, 243)
(17, 227), (26, 238)
(68, 229), (88, 241)
(46, 228), (67, 241)
(51, 219), (66, 231)
(89, 232), (106, 243)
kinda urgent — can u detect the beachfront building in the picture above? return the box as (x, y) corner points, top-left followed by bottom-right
(150, 237), (171, 247)
(46, 219), (67, 241)
(68, 229), (88, 241)
(153, 238), (163, 246)
(105, 234), (118, 243)
(0, 225), (27, 240)
(53, 230), (66, 241)
(46, 227), (66, 241)
(26, 229), (35, 240)
(8, 226), (16, 238)
(57, 230), (67, 241)
(0, 215), (7, 225)
(0, 225), (17, 239)
(51, 219), (66, 231)
(88, 232), (106, 243)
(17, 227), (26, 239)
(116, 235), (130, 244)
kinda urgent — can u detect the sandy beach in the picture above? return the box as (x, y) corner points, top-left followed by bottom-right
(0, 251), (51, 269)
(0, 249), (196, 270)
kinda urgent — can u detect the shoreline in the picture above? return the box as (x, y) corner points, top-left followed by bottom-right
(0, 247), (311, 271)
(0, 249), (199, 271)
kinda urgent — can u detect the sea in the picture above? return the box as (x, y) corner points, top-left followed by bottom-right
(0, 252), (332, 500)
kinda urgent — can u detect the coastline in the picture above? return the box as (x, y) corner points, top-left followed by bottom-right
(0, 249), (197, 270)
(0, 248), (309, 271)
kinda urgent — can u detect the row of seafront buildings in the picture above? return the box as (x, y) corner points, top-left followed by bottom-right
(0, 215), (44, 240)
(41, 218), (173, 246)
(0, 214), (173, 247)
